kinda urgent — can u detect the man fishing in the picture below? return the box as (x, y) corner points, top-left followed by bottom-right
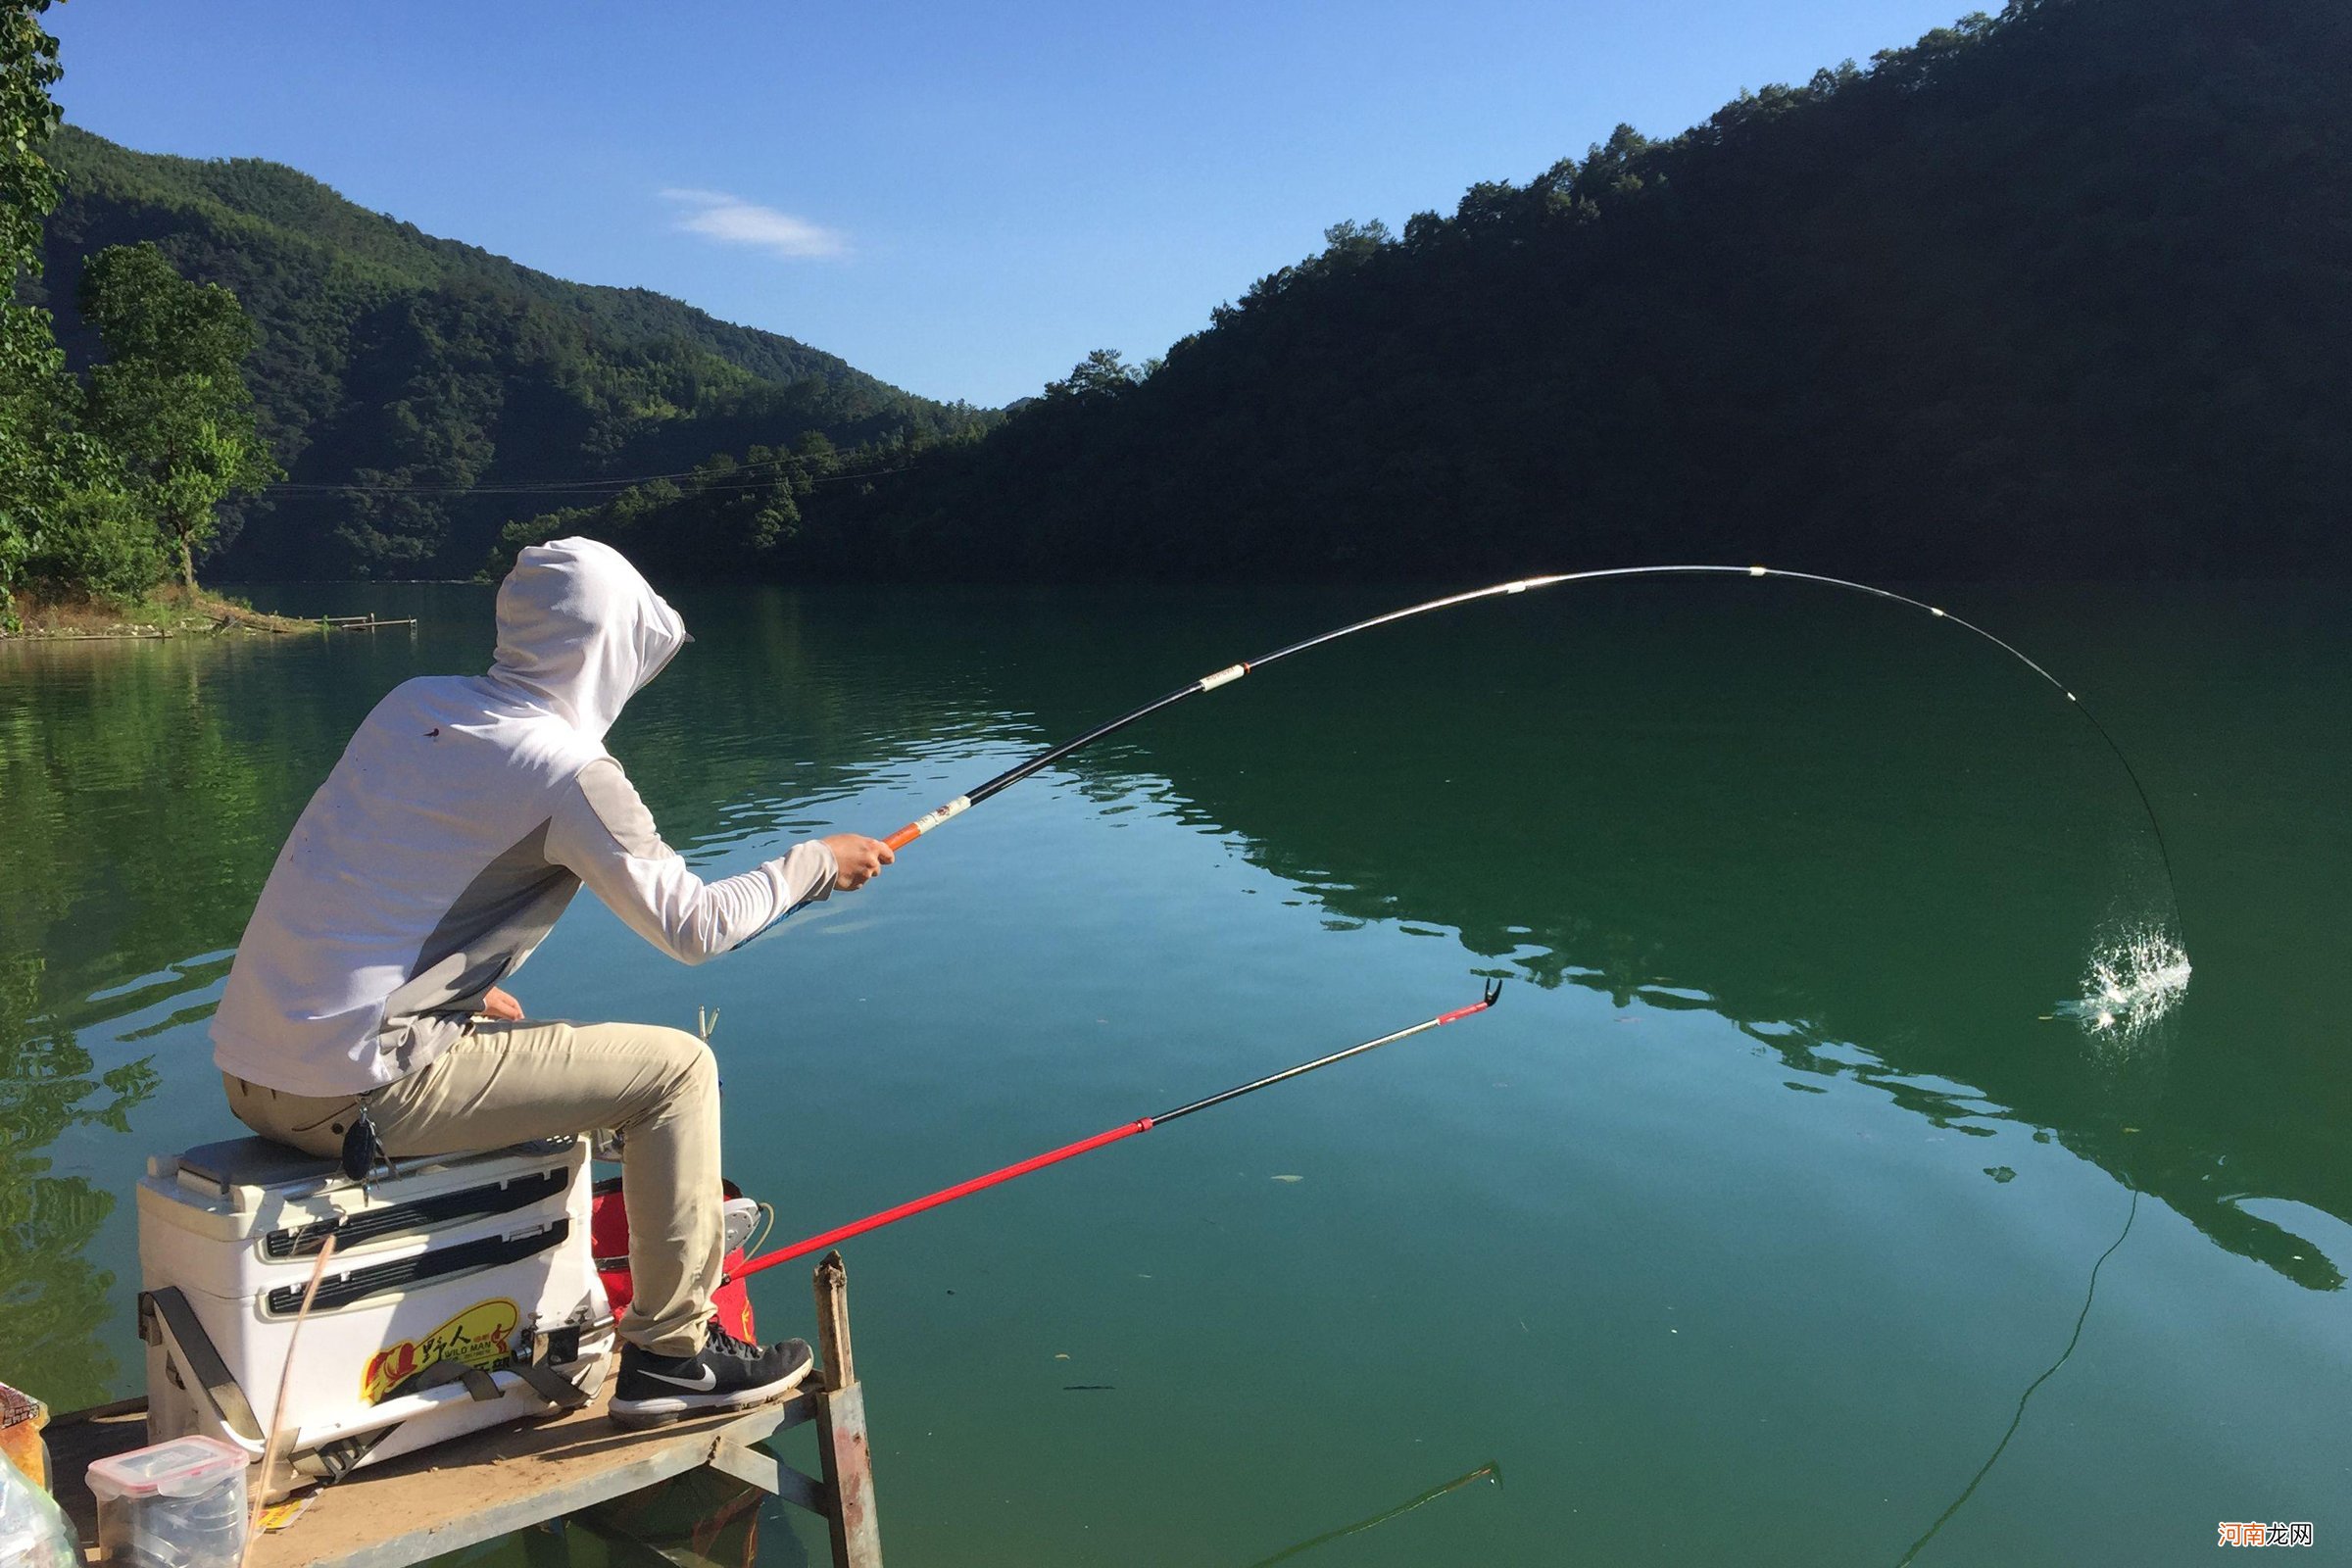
(210, 537), (892, 1427)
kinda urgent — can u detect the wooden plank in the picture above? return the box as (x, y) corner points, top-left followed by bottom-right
(812, 1253), (884, 1568)
(48, 1388), (814, 1568)
(266, 1389), (817, 1568)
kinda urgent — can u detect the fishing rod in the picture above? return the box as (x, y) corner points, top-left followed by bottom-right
(875, 564), (2184, 938)
(730, 979), (1503, 1282)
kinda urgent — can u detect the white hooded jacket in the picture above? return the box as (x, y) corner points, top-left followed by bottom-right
(212, 538), (835, 1098)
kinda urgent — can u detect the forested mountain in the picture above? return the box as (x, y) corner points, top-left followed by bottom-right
(29, 125), (989, 579)
(527, 0), (2351, 582)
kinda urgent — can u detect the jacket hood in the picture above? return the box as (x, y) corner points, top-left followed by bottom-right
(491, 538), (688, 742)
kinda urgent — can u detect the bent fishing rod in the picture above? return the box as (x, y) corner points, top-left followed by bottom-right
(875, 564), (2184, 937)
(730, 979), (1503, 1282)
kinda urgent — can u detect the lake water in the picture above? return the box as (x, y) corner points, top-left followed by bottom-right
(3, 579), (2346, 1566)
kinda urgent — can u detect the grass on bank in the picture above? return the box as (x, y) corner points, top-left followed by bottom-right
(1, 584), (318, 639)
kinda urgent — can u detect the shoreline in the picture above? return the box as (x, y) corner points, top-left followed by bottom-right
(1, 590), (351, 641)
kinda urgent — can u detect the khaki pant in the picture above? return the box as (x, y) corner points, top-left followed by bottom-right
(225, 1018), (721, 1357)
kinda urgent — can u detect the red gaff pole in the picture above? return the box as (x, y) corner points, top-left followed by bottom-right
(731, 1120), (1153, 1282)
(730, 981), (1503, 1283)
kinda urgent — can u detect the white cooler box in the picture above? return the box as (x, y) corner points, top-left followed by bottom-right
(138, 1135), (612, 1498)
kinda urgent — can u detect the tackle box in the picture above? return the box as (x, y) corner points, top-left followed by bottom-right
(137, 1135), (612, 1498)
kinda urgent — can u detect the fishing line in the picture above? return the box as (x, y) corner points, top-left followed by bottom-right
(1892, 1184), (2140, 1567)
(876, 564), (2187, 949)
(1244, 1460), (1500, 1567)
(729, 981), (1503, 1282)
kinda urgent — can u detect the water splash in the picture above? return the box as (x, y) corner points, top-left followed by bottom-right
(2056, 928), (2191, 1039)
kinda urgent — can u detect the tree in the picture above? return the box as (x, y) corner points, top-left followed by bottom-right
(0, 0), (66, 623)
(77, 241), (280, 591)
(1044, 348), (1147, 403)
(1316, 218), (1394, 270)
(0, 5), (164, 617)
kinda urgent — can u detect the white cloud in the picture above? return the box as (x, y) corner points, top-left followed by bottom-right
(660, 187), (849, 261)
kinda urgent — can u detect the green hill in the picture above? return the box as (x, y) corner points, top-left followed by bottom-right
(31, 125), (989, 579)
(546, 0), (2351, 582)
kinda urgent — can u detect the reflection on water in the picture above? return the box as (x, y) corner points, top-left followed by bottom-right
(429, 1466), (774, 1567)
(3, 580), (2347, 1565)
(0, 994), (152, 1406)
(1078, 581), (2333, 1300)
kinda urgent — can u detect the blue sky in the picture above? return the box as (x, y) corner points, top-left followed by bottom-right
(51, 1), (1968, 408)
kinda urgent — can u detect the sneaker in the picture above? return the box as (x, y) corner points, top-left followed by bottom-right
(609, 1321), (816, 1429)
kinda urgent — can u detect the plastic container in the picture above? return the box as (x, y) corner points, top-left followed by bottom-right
(0, 1447), (74, 1568)
(87, 1435), (247, 1568)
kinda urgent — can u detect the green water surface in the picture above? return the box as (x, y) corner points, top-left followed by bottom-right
(2, 579), (2345, 1566)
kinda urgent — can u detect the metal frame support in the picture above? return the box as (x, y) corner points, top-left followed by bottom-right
(813, 1250), (883, 1568)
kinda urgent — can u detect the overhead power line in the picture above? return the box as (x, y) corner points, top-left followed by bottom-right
(262, 455), (918, 499)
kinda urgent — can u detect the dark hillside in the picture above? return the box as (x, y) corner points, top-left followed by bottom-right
(549, 0), (2350, 581)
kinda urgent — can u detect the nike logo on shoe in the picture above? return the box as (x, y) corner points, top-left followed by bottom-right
(641, 1365), (718, 1392)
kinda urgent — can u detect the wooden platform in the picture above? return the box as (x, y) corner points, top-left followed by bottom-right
(46, 1252), (881, 1568)
(52, 1385), (807, 1568)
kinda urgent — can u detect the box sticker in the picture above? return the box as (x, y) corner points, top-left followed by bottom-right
(362, 1298), (519, 1404)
